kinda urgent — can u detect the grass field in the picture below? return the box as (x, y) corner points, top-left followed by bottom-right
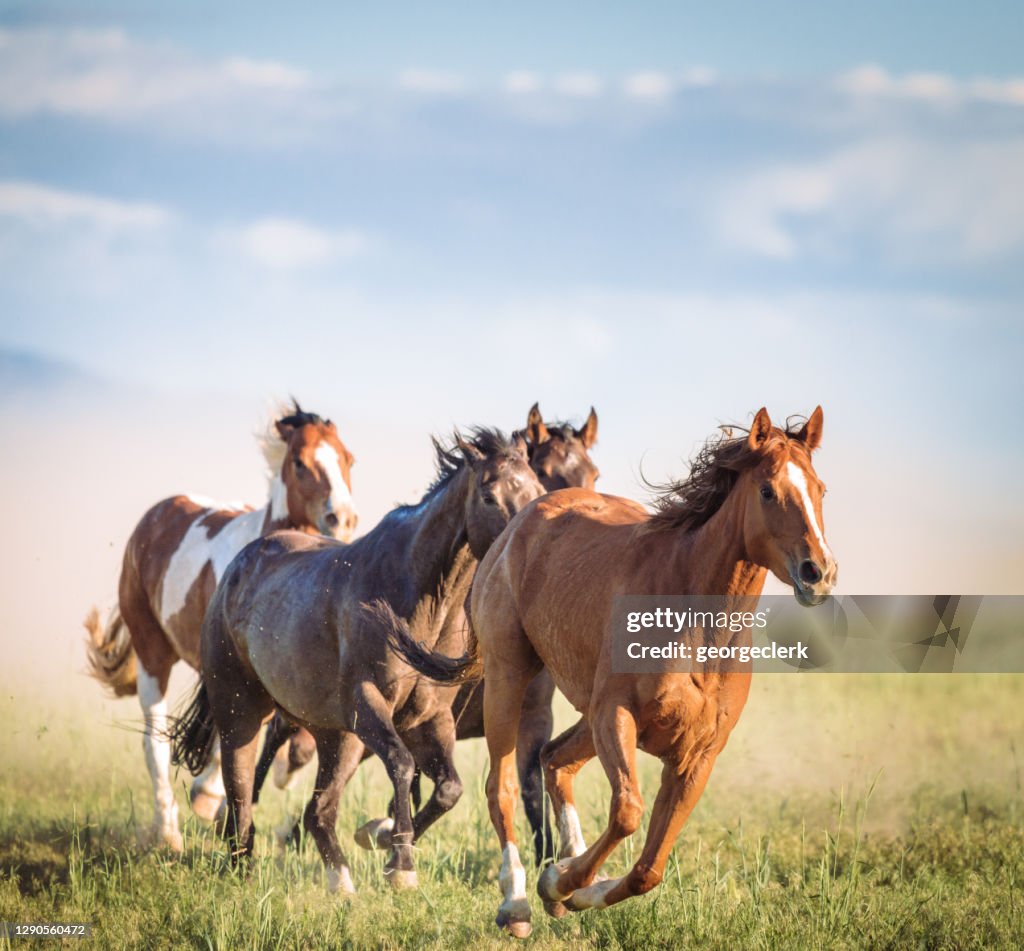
(1, 674), (1022, 949)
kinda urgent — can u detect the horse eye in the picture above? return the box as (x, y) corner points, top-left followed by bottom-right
(482, 494), (498, 506)
(760, 484), (774, 501)
(293, 457), (306, 471)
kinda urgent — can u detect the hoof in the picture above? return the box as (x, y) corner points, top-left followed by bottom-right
(564, 876), (618, 912)
(354, 817), (394, 851)
(327, 866), (357, 897)
(496, 899), (533, 938)
(537, 861), (572, 902)
(384, 867), (419, 890)
(543, 899), (568, 919)
(140, 824), (184, 854)
(190, 789), (225, 824)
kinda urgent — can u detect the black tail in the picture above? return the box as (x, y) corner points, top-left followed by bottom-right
(169, 681), (217, 775)
(366, 599), (483, 684)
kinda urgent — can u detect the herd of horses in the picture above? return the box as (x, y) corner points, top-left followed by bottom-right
(86, 400), (836, 937)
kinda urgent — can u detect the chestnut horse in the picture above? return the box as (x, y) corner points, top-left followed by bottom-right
(256, 402), (599, 865)
(171, 430), (544, 893)
(85, 403), (357, 852)
(386, 407), (837, 935)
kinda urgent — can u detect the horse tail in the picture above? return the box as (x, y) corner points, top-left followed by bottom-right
(84, 605), (138, 697)
(170, 681), (217, 775)
(366, 599), (483, 685)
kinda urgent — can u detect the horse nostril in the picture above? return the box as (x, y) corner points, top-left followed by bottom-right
(799, 559), (823, 585)
(324, 512), (339, 529)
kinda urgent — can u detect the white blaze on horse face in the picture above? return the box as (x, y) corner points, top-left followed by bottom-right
(313, 443), (356, 523)
(785, 461), (832, 560)
(159, 506), (267, 643)
(558, 804), (587, 858)
(137, 666), (183, 851)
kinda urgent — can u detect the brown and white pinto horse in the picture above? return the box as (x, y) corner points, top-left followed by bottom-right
(387, 407), (836, 936)
(85, 403), (357, 852)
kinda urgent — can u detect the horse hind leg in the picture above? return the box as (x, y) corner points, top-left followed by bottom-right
(136, 663), (183, 852)
(537, 704), (644, 912)
(481, 627), (543, 938)
(350, 682), (419, 889)
(190, 736), (226, 824)
(121, 584), (182, 852)
(517, 668), (556, 868)
(535, 716), (596, 918)
(303, 729), (365, 896)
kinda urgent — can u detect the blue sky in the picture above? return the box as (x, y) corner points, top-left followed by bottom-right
(0, 3), (1022, 595)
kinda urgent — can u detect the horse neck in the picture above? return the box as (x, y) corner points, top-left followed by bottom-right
(261, 471), (291, 533)
(406, 466), (476, 616)
(664, 485), (767, 597)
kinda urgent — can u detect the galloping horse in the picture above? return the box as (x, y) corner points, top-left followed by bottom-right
(256, 402), (600, 865)
(172, 429), (544, 893)
(387, 407), (837, 935)
(85, 403), (357, 852)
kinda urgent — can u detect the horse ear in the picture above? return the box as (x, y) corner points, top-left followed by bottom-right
(275, 419), (296, 442)
(526, 402), (549, 445)
(576, 407), (598, 448)
(794, 405), (824, 452)
(455, 434), (485, 463)
(748, 407), (772, 451)
(511, 431), (530, 459)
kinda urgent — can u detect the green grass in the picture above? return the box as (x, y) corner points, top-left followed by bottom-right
(1, 676), (1022, 949)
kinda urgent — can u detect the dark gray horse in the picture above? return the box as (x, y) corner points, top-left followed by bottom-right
(253, 403), (601, 865)
(172, 429), (543, 892)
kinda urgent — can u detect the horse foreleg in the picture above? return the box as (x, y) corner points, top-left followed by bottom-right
(137, 665), (183, 852)
(303, 729), (365, 896)
(566, 756), (713, 910)
(406, 711), (462, 841)
(537, 704), (642, 908)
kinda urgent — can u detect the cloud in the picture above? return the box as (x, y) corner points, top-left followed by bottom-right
(503, 71), (543, 95)
(713, 138), (1024, 261)
(553, 72), (604, 98)
(0, 27), (328, 145)
(838, 63), (1024, 107)
(396, 68), (465, 96)
(623, 72), (673, 101)
(0, 180), (171, 230)
(222, 218), (370, 271)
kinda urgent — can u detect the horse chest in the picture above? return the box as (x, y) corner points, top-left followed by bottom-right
(638, 684), (742, 765)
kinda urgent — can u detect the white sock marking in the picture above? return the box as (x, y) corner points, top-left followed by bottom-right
(138, 667), (181, 845)
(499, 843), (527, 901)
(558, 804), (587, 857)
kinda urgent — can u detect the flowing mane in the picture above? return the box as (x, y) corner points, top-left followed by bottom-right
(258, 399), (328, 478)
(424, 427), (520, 498)
(645, 416), (811, 534)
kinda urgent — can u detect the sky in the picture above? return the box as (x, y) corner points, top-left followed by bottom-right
(1, 2), (1023, 683)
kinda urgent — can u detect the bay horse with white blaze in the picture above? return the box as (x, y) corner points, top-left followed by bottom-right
(386, 407), (837, 935)
(256, 402), (599, 866)
(85, 403), (357, 852)
(171, 429), (544, 893)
